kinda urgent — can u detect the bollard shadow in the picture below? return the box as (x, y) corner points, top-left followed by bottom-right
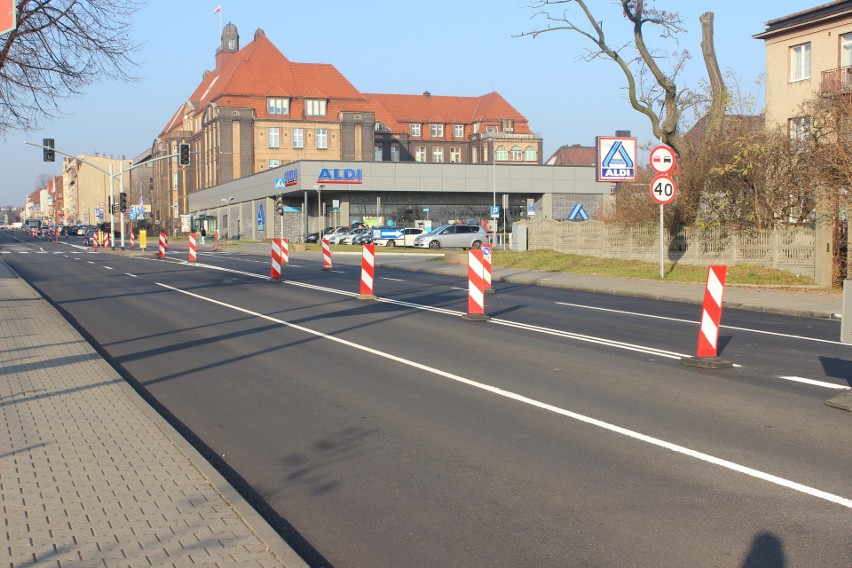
(740, 531), (787, 568)
(819, 356), (852, 387)
(716, 335), (733, 356)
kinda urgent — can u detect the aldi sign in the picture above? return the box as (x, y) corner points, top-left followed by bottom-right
(317, 168), (363, 184)
(597, 137), (637, 182)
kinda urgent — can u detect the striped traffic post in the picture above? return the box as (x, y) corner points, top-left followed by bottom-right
(270, 238), (284, 281)
(681, 265), (732, 368)
(321, 239), (333, 271)
(158, 232), (167, 258)
(357, 244), (377, 300)
(482, 244), (494, 294)
(129, 232), (135, 248)
(281, 237), (289, 265)
(188, 233), (197, 262)
(463, 249), (490, 321)
(215, 229), (220, 251)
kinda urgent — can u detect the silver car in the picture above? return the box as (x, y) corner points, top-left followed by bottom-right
(413, 224), (489, 250)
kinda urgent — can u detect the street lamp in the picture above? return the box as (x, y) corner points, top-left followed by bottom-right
(312, 184), (325, 239)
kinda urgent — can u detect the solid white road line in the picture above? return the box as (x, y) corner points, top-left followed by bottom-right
(153, 280), (852, 510)
(778, 376), (851, 390)
(556, 301), (845, 346)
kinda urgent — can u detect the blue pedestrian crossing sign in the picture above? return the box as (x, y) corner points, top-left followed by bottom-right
(568, 203), (589, 221)
(257, 203), (265, 231)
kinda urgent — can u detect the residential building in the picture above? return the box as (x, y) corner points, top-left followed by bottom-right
(154, 24), (541, 235)
(62, 154), (132, 226)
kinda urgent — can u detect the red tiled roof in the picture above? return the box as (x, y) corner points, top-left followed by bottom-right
(545, 145), (596, 166)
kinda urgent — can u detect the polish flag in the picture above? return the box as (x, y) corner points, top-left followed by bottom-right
(214, 5), (221, 14)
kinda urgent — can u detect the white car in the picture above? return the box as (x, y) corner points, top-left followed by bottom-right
(338, 227), (372, 245)
(373, 227), (425, 247)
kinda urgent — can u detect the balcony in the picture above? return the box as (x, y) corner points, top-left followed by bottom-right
(820, 66), (852, 95)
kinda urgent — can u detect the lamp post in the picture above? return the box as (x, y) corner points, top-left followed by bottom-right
(312, 184), (324, 239)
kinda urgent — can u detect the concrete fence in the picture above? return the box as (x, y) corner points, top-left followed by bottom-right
(517, 220), (816, 279)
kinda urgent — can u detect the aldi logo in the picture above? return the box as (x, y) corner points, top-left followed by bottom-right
(597, 137), (637, 181)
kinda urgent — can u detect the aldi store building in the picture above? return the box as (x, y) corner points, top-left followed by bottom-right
(188, 160), (613, 242)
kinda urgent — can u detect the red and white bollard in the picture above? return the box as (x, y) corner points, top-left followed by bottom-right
(481, 244), (494, 294)
(321, 239), (332, 271)
(281, 238), (289, 265)
(215, 229), (220, 251)
(681, 265), (731, 368)
(55, 227), (60, 242)
(158, 232), (167, 258)
(129, 232), (135, 248)
(463, 249), (490, 321)
(188, 233), (197, 262)
(270, 238), (284, 281)
(104, 232), (112, 249)
(357, 244), (377, 300)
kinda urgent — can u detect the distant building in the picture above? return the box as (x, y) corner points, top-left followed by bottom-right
(62, 154), (132, 226)
(154, 24), (542, 235)
(544, 144), (596, 166)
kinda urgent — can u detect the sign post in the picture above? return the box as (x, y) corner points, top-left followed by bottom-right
(649, 145), (678, 279)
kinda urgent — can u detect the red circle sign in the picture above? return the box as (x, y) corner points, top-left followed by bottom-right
(650, 175), (678, 205)
(649, 145), (676, 175)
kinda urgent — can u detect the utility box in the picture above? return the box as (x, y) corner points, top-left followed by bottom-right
(842, 279), (852, 344)
(512, 224), (528, 252)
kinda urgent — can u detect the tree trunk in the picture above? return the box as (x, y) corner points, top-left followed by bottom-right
(700, 12), (727, 139)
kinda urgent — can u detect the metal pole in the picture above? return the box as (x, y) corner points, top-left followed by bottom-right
(119, 161), (126, 249)
(659, 204), (664, 279)
(109, 163), (115, 250)
(492, 136), (496, 247)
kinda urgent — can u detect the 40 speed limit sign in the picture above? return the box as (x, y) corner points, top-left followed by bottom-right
(650, 174), (678, 205)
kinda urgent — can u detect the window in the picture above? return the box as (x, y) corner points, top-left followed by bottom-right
(390, 144), (400, 162)
(432, 147), (444, 163)
(410, 123), (421, 137)
(430, 124), (444, 138)
(510, 145), (522, 161)
(788, 116), (810, 143)
(375, 144), (383, 161)
(305, 99), (326, 116)
(790, 43), (811, 82)
(453, 124), (464, 138)
(502, 119), (514, 132)
(524, 146), (537, 161)
(450, 147), (461, 163)
(415, 146), (426, 162)
(268, 127), (280, 148)
(486, 126), (497, 133)
(316, 128), (328, 149)
(495, 145), (508, 161)
(269, 159), (280, 168)
(293, 128), (304, 148)
(267, 97), (289, 115)
(843, 33), (852, 68)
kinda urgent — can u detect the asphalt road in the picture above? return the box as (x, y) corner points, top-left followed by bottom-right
(3, 233), (851, 568)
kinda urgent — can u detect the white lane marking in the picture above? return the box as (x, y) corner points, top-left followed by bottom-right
(86, 261), (95, 265)
(125, 273), (139, 278)
(556, 302), (845, 346)
(153, 280), (852, 510)
(103, 266), (113, 270)
(778, 376), (850, 390)
(379, 277), (405, 282)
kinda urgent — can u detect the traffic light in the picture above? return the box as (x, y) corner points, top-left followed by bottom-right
(43, 138), (55, 162)
(119, 192), (127, 212)
(274, 194), (284, 216)
(178, 143), (190, 166)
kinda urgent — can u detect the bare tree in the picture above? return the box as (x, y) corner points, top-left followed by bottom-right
(0, 0), (142, 133)
(519, 0), (726, 158)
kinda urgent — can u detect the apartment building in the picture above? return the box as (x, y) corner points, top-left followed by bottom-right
(62, 154), (132, 226)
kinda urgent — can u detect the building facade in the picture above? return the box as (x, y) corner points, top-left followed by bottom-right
(153, 24), (542, 236)
(62, 154), (132, 226)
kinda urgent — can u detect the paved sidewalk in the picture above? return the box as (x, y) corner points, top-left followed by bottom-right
(0, 259), (306, 568)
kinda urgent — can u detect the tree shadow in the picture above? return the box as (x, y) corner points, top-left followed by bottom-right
(740, 531), (786, 568)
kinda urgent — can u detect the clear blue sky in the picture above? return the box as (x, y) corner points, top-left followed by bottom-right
(0, 0), (820, 207)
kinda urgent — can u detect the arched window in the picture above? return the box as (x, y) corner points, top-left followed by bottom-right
(495, 145), (508, 161)
(524, 145), (537, 161)
(510, 145), (522, 161)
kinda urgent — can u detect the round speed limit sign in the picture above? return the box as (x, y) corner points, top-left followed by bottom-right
(650, 175), (678, 205)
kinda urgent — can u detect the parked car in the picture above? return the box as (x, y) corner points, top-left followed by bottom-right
(306, 226), (342, 243)
(351, 231), (374, 245)
(373, 227), (425, 247)
(338, 227), (371, 245)
(413, 224), (489, 250)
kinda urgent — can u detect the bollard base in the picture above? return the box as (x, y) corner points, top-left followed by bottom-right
(463, 313), (491, 321)
(357, 294), (377, 301)
(270, 278), (284, 283)
(680, 356), (733, 369)
(824, 391), (852, 412)
(322, 267), (332, 271)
